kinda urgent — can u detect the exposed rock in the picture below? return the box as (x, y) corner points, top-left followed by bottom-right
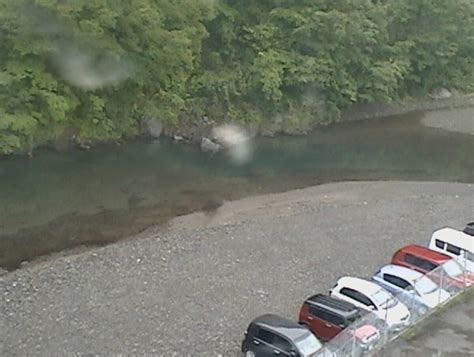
(432, 88), (452, 99)
(141, 118), (163, 138)
(173, 135), (184, 142)
(200, 137), (220, 153)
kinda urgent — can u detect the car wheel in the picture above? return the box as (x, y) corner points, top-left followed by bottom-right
(245, 351), (256, 357)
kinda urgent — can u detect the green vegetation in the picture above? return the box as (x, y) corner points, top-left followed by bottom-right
(0, 0), (473, 155)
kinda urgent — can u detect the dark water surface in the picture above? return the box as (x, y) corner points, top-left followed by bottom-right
(1, 110), (473, 270)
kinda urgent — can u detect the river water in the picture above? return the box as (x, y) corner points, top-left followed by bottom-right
(1, 109), (473, 270)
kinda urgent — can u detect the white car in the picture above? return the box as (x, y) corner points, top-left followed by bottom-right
(330, 277), (411, 331)
(372, 265), (451, 315)
(429, 227), (474, 273)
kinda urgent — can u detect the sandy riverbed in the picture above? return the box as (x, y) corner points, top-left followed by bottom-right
(422, 107), (474, 135)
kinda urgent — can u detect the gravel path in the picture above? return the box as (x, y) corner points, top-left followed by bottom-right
(1, 181), (473, 356)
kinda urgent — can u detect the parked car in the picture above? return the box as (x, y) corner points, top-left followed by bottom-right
(298, 294), (380, 352)
(329, 277), (410, 332)
(429, 226), (474, 273)
(391, 244), (474, 291)
(241, 314), (329, 357)
(371, 265), (451, 316)
(463, 222), (474, 236)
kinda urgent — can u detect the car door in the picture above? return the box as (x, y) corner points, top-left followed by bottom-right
(308, 305), (339, 341)
(323, 310), (346, 340)
(271, 335), (293, 356)
(381, 273), (420, 309)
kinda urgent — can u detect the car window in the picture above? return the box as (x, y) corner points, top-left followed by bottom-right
(309, 305), (325, 320)
(404, 253), (438, 272)
(414, 276), (438, 295)
(435, 239), (445, 249)
(383, 273), (411, 289)
(372, 289), (397, 309)
(326, 311), (345, 326)
(256, 328), (274, 344)
(421, 260), (438, 271)
(340, 287), (358, 301)
(272, 335), (292, 352)
(442, 260), (463, 277)
(465, 250), (474, 262)
(340, 287), (372, 307)
(447, 244), (461, 256)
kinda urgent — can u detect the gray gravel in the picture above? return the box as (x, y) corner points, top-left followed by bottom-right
(1, 181), (473, 356)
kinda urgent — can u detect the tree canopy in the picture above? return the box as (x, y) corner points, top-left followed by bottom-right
(0, 0), (472, 155)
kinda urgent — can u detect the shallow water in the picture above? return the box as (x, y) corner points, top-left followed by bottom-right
(1, 109), (473, 270)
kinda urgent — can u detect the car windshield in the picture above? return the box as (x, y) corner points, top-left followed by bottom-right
(372, 289), (397, 309)
(295, 333), (322, 356)
(414, 276), (438, 295)
(442, 260), (463, 277)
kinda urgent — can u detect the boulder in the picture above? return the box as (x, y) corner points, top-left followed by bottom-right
(434, 88), (452, 99)
(142, 118), (163, 138)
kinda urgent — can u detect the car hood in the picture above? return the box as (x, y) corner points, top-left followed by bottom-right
(377, 301), (410, 326)
(422, 289), (450, 308)
(454, 258), (474, 273)
(353, 324), (379, 340)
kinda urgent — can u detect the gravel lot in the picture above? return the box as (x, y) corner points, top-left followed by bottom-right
(1, 181), (473, 356)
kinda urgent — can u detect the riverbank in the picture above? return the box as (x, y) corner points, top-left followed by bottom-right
(162, 92), (474, 147)
(1, 181), (473, 356)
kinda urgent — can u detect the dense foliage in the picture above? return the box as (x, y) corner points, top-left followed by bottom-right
(0, 0), (473, 154)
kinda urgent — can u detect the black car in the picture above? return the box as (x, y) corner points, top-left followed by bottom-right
(241, 314), (327, 357)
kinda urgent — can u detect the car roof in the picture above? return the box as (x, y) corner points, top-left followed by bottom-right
(378, 264), (424, 282)
(431, 227), (474, 252)
(305, 294), (359, 317)
(397, 244), (452, 263)
(336, 276), (383, 295)
(251, 314), (311, 341)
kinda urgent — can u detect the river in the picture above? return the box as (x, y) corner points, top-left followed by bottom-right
(0, 109), (473, 270)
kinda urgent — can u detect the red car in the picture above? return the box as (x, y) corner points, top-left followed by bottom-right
(391, 244), (474, 291)
(298, 294), (380, 351)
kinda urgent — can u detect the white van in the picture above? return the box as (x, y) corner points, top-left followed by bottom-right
(429, 227), (474, 273)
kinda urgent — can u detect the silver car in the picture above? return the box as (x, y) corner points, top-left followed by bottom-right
(372, 265), (450, 316)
